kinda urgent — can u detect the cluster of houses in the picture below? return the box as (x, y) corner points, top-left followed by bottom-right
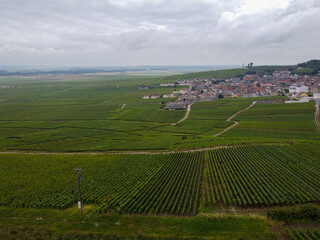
(139, 86), (189, 100)
(138, 70), (320, 109)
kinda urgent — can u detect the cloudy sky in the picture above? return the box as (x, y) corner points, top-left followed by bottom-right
(1, 0), (319, 66)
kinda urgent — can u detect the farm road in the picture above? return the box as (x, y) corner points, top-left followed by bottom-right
(214, 101), (257, 137)
(0, 143), (278, 155)
(171, 103), (193, 125)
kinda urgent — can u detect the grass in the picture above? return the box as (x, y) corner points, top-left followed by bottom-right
(0, 206), (273, 239)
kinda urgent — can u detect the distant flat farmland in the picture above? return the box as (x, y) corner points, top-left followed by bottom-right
(0, 74), (319, 152)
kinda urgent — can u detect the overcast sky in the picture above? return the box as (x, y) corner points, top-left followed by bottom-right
(0, 0), (319, 66)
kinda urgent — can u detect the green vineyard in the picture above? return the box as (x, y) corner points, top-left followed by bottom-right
(205, 145), (320, 207)
(0, 145), (319, 216)
(118, 152), (204, 215)
(286, 228), (320, 240)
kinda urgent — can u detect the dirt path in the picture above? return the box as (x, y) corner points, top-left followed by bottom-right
(214, 101), (257, 137)
(121, 104), (126, 109)
(315, 99), (320, 130)
(0, 143), (280, 155)
(104, 96), (118, 103)
(0, 146), (231, 155)
(171, 103), (193, 125)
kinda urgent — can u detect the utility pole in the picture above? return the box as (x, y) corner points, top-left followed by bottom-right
(74, 168), (82, 211)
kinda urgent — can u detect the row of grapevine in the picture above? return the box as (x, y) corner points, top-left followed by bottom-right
(286, 228), (320, 240)
(0, 153), (169, 210)
(205, 146), (320, 207)
(95, 153), (173, 213)
(1, 145), (319, 214)
(82, 153), (168, 204)
(116, 152), (204, 216)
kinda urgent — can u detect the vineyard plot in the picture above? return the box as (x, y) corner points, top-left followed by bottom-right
(205, 146), (320, 207)
(0, 152), (204, 216)
(0, 145), (319, 215)
(117, 152), (205, 216)
(0, 154), (169, 209)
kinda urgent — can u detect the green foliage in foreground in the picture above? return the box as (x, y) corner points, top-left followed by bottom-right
(267, 204), (320, 223)
(97, 152), (204, 216)
(0, 145), (319, 215)
(205, 145), (320, 207)
(0, 206), (273, 240)
(286, 228), (320, 240)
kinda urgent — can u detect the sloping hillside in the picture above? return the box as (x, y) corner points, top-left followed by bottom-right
(162, 65), (293, 81)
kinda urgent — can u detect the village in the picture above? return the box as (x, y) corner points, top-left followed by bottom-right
(140, 70), (320, 110)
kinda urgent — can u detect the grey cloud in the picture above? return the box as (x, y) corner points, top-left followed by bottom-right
(0, 0), (319, 66)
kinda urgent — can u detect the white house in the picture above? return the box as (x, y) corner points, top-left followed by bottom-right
(141, 95), (150, 99)
(289, 84), (309, 94)
(163, 93), (175, 98)
(314, 93), (320, 99)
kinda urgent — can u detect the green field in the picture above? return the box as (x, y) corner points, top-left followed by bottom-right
(1, 72), (320, 239)
(223, 102), (319, 140)
(1, 73), (318, 152)
(1, 144), (320, 238)
(0, 74), (187, 151)
(0, 207), (273, 240)
(1, 145), (319, 213)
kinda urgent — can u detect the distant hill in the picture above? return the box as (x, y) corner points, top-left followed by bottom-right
(162, 65), (294, 81)
(295, 59), (320, 75)
(161, 60), (320, 81)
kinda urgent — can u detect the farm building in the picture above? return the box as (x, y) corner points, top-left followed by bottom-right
(150, 94), (160, 99)
(141, 95), (150, 99)
(164, 101), (187, 110)
(138, 85), (152, 90)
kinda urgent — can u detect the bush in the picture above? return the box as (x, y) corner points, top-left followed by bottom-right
(267, 204), (320, 223)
